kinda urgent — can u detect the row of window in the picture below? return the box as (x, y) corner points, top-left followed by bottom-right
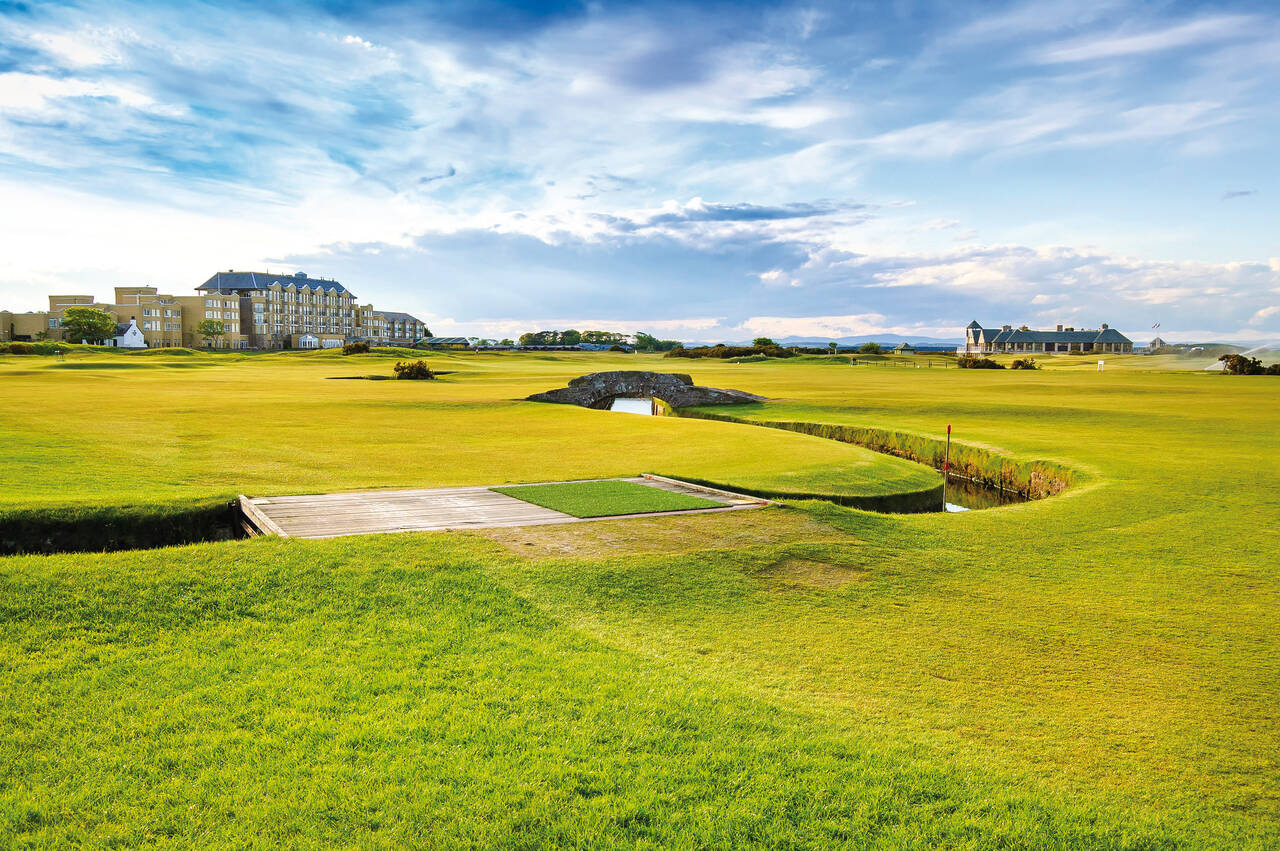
(141, 308), (180, 317)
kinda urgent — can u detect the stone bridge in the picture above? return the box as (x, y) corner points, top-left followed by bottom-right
(526, 371), (766, 409)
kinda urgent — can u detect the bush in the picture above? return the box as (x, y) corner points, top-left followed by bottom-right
(342, 341), (370, 355)
(857, 342), (883, 354)
(2, 342), (34, 354)
(1010, 357), (1038, 370)
(608, 344), (628, 352)
(957, 355), (1005, 369)
(393, 360), (435, 380)
(1217, 354), (1277, 375)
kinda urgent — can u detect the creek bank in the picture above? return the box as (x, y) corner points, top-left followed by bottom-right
(0, 500), (245, 556)
(676, 409), (1073, 501)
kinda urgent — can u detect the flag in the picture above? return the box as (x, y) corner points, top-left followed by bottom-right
(1152, 322), (1160, 328)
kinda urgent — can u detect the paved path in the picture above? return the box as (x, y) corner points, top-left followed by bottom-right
(240, 475), (768, 540)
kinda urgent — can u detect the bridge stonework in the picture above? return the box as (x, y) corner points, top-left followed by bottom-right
(526, 371), (765, 409)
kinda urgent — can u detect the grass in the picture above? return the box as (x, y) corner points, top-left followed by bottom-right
(1, 347), (1277, 847)
(493, 480), (723, 517)
(0, 346), (938, 513)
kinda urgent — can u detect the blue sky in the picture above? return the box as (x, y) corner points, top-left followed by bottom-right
(1, 0), (1277, 342)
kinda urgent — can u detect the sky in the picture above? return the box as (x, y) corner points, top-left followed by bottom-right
(1, 0), (1277, 343)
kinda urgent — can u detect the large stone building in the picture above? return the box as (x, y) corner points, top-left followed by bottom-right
(961, 321), (1133, 355)
(2, 271), (427, 350)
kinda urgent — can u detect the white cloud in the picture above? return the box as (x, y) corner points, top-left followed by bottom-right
(1037, 15), (1257, 64)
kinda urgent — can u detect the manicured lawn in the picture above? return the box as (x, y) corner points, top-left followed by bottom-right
(493, 480), (723, 517)
(1, 346), (1277, 847)
(0, 347), (939, 514)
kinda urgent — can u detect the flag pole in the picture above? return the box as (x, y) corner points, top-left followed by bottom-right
(943, 424), (951, 509)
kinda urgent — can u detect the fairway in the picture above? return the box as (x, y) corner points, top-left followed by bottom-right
(493, 480), (724, 517)
(1, 347), (1277, 848)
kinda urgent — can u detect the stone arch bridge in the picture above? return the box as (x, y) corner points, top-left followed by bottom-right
(526, 371), (765, 410)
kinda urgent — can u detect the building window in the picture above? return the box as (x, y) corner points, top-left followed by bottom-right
(48, 317), (60, 328)
(206, 298), (219, 307)
(206, 310), (219, 319)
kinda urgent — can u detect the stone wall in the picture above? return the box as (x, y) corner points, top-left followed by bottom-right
(526, 370), (765, 409)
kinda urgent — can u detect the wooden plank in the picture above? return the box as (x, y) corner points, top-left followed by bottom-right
(639, 474), (773, 505)
(239, 494), (289, 538)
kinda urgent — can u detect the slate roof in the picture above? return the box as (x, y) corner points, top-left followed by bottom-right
(198, 271), (349, 294)
(420, 337), (471, 345)
(114, 322), (131, 335)
(381, 311), (424, 324)
(968, 320), (1131, 346)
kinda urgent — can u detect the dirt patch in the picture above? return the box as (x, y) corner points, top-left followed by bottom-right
(759, 557), (870, 589)
(478, 506), (853, 559)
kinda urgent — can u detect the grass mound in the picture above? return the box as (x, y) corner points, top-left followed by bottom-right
(493, 480), (722, 517)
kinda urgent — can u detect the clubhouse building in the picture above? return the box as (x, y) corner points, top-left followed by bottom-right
(1, 271), (428, 350)
(961, 321), (1133, 355)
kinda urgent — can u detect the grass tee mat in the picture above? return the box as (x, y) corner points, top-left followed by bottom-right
(492, 480), (723, 517)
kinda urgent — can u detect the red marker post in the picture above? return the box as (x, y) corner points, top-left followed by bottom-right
(943, 424), (951, 509)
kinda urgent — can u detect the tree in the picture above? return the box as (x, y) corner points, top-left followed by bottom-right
(634, 332), (682, 352)
(827, 341), (838, 355)
(752, 337), (777, 347)
(499, 338), (514, 346)
(60, 306), (117, 344)
(858, 342), (883, 354)
(196, 319), (226, 348)
(560, 329), (582, 346)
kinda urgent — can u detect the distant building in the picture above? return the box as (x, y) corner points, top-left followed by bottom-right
(2, 272), (426, 350)
(381, 311), (430, 346)
(961, 321), (1133, 355)
(112, 319), (147, 348)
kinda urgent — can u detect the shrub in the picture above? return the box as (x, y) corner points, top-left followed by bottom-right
(343, 341), (370, 355)
(608, 344), (628, 352)
(1217, 354), (1273, 375)
(957, 355), (1005, 369)
(393, 360), (435, 380)
(857, 342), (883, 354)
(3, 342), (34, 354)
(1010, 357), (1038, 370)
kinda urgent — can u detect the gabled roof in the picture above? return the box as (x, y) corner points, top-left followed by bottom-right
(198, 271), (350, 294)
(973, 323), (1132, 345)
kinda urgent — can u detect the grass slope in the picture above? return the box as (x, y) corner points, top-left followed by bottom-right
(0, 535), (1218, 848)
(493, 480), (722, 517)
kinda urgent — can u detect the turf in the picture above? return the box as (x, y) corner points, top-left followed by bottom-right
(1, 346), (1277, 847)
(0, 347), (939, 511)
(493, 480), (723, 517)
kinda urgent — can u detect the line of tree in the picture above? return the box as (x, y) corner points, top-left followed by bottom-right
(517, 329), (631, 346)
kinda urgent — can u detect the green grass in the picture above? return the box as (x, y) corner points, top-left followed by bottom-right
(0, 347), (938, 512)
(493, 480), (723, 517)
(1, 347), (1277, 847)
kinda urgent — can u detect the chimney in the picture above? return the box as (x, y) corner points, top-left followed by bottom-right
(1101, 323), (1109, 330)
(1056, 324), (1063, 332)
(1002, 324), (1011, 331)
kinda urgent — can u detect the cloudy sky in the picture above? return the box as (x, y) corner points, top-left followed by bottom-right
(1, 0), (1277, 342)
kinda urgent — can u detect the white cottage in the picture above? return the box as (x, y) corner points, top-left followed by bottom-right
(112, 318), (147, 348)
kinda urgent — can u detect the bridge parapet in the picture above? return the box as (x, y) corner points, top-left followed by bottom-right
(527, 370), (765, 409)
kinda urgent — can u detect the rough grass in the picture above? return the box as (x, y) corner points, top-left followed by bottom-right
(493, 480), (722, 517)
(1, 348), (1277, 847)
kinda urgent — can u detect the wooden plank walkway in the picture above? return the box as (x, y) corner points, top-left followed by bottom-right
(240, 476), (769, 540)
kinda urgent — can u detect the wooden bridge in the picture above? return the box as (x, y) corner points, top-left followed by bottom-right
(238, 475), (769, 540)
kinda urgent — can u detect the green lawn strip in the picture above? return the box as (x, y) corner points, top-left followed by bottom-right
(493, 480), (722, 517)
